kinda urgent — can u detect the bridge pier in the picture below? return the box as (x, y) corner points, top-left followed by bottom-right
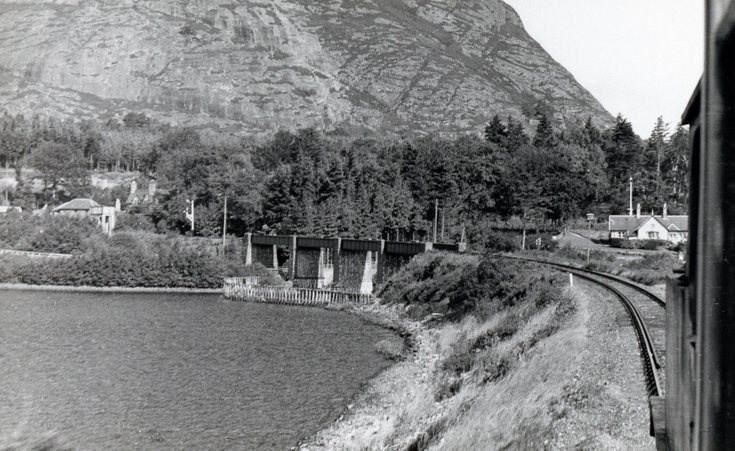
(337, 239), (383, 294)
(245, 234), (295, 276)
(292, 237), (339, 289)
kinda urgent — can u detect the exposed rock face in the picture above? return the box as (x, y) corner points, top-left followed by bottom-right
(0, 0), (613, 136)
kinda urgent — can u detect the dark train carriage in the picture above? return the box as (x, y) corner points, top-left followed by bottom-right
(660, 1), (735, 450)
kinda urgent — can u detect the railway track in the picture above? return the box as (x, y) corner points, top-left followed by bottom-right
(502, 255), (665, 400)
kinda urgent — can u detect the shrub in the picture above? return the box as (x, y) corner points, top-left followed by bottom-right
(0, 212), (101, 254)
(483, 232), (517, 252)
(241, 262), (286, 286)
(0, 233), (235, 289)
(477, 351), (513, 383)
(379, 253), (478, 320)
(0, 211), (29, 249)
(114, 212), (157, 232)
(639, 239), (669, 250)
(434, 375), (462, 402)
(526, 233), (560, 252)
(621, 252), (680, 284)
(380, 253), (567, 322)
(609, 238), (668, 250)
(470, 315), (522, 351)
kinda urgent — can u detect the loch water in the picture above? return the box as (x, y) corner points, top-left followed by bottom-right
(0, 290), (399, 450)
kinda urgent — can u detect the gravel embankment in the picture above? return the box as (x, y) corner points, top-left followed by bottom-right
(549, 280), (656, 450)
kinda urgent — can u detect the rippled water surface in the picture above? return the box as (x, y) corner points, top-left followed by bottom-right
(0, 290), (398, 450)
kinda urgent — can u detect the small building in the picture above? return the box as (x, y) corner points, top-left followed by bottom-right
(52, 198), (116, 235)
(609, 203), (688, 244)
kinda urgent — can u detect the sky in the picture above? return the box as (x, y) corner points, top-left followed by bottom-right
(503, 0), (704, 137)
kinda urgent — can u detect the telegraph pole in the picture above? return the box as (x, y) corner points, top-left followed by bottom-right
(433, 199), (438, 243)
(222, 194), (228, 251)
(441, 207), (445, 241)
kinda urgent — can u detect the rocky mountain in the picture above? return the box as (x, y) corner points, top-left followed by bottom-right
(0, 0), (613, 137)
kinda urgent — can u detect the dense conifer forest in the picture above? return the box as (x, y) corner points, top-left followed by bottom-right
(0, 111), (689, 241)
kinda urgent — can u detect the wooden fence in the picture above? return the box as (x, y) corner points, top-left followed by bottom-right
(223, 276), (261, 292)
(223, 278), (373, 307)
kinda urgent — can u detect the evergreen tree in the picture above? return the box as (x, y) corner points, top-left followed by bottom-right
(662, 124), (690, 208)
(532, 113), (556, 148)
(603, 114), (642, 187)
(645, 116), (669, 202)
(505, 116), (529, 151)
(484, 115), (507, 145)
(583, 117), (603, 147)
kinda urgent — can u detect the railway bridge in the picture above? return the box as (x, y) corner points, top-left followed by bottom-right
(243, 233), (465, 294)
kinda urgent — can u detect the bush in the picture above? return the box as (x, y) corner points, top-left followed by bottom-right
(609, 238), (668, 250)
(380, 252), (566, 322)
(0, 233), (236, 288)
(555, 245), (615, 266)
(378, 252), (478, 320)
(241, 262), (286, 286)
(639, 239), (669, 250)
(483, 232), (517, 252)
(114, 212), (157, 232)
(0, 211), (101, 254)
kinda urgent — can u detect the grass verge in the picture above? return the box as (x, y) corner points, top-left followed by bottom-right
(531, 245), (681, 285)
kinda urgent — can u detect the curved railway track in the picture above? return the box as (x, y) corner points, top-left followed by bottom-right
(502, 255), (665, 400)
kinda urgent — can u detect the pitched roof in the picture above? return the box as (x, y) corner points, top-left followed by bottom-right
(609, 216), (646, 233)
(53, 198), (100, 212)
(609, 215), (688, 233)
(659, 215), (688, 232)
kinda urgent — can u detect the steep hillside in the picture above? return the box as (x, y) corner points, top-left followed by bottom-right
(0, 0), (613, 136)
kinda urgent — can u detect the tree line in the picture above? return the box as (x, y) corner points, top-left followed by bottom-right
(0, 110), (690, 242)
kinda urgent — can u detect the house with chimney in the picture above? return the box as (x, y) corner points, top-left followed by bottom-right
(608, 203), (688, 244)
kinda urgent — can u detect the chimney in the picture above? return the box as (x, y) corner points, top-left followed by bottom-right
(115, 198), (121, 212)
(636, 204), (641, 219)
(663, 203), (668, 219)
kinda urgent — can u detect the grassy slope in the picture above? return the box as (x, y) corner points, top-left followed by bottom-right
(433, 299), (586, 449)
(299, 253), (581, 450)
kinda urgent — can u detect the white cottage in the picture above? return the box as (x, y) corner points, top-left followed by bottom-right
(609, 204), (688, 244)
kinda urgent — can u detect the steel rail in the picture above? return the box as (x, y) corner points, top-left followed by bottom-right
(499, 255), (663, 399)
(568, 270), (663, 398)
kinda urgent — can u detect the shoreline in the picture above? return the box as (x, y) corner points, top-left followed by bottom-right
(295, 301), (430, 450)
(0, 283), (222, 294)
(293, 319), (415, 451)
